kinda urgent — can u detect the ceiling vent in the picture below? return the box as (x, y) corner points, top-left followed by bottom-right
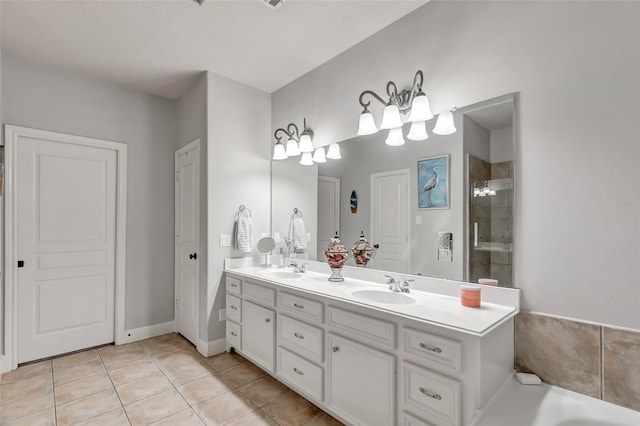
(257, 0), (286, 11)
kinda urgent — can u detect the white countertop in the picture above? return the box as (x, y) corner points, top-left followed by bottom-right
(225, 262), (518, 336)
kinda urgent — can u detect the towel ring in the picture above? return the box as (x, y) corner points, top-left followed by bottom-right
(293, 208), (303, 217)
(237, 205), (252, 219)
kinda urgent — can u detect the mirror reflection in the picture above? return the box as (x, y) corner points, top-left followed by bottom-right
(271, 93), (516, 287)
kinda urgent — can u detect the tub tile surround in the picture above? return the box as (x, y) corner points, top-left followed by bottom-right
(515, 311), (640, 412)
(0, 333), (342, 425)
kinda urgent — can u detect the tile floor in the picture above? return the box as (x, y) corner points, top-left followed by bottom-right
(0, 333), (344, 426)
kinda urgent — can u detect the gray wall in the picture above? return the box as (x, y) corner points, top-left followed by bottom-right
(1, 54), (178, 331)
(177, 73), (208, 342)
(272, 1), (640, 330)
(207, 73), (271, 342)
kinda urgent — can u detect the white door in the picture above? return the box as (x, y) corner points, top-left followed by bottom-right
(317, 176), (340, 261)
(371, 169), (411, 273)
(16, 135), (118, 363)
(175, 141), (200, 346)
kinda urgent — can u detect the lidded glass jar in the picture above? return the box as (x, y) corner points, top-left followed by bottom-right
(324, 232), (349, 282)
(351, 231), (375, 267)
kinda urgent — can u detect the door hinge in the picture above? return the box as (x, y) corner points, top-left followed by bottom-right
(175, 234), (179, 245)
(175, 171), (180, 181)
(175, 298), (179, 310)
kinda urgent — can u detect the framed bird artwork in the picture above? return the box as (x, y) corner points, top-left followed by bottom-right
(418, 155), (449, 209)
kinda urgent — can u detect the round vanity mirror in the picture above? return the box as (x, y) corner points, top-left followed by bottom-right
(257, 237), (276, 253)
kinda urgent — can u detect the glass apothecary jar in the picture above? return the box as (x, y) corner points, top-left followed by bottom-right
(324, 232), (349, 282)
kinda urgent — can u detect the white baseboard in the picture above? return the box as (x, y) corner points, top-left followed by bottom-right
(118, 321), (176, 345)
(196, 338), (227, 357)
(0, 354), (5, 376)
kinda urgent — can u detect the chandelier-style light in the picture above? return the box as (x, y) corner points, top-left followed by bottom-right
(356, 70), (456, 144)
(272, 118), (341, 166)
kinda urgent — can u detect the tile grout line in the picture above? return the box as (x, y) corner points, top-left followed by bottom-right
(51, 366), (59, 426)
(97, 344), (134, 425)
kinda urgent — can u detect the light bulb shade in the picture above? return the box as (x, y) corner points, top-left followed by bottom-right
(407, 121), (428, 141)
(384, 127), (405, 147)
(380, 103), (403, 130)
(408, 92), (433, 122)
(433, 110), (457, 135)
(326, 143), (341, 160)
(272, 142), (288, 160)
(285, 138), (300, 156)
(312, 147), (327, 163)
(299, 151), (314, 166)
(357, 111), (378, 136)
(298, 133), (314, 152)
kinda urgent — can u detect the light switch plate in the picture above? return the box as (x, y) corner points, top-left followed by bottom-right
(219, 234), (232, 247)
(261, 232), (268, 238)
(305, 233), (312, 242)
(416, 215), (422, 225)
(273, 232), (281, 243)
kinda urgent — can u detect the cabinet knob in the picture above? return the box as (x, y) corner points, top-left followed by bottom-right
(332, 346), (339, 353)
(419, 342), (442, 353)
(265, 318), (271, 323)
(419, 387), (442, 400)
(294, 332), (304, 340)
(293, 367), (304, 376)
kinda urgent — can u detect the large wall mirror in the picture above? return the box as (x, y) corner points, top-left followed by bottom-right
(272, 93), (516, 287)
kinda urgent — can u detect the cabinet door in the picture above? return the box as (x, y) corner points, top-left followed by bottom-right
(327, 333), (396, 426)
(242, 300), (275, 371)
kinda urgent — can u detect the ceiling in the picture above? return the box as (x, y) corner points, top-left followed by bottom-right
(0, 0), (429, 99)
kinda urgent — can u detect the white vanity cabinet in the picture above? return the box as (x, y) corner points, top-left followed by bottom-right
(224, 269), (516, 426)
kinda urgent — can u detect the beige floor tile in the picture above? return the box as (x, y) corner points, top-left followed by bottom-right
(304, 412), (346, 426)
(54, 371), (113, 405)
(53, 358), (107, 386)
(1, 360), (52, 384)
(0, 407), (56, 426)
(100, 345), (150, 372)
(139, 334), (194, 358)
(56, 388), (122, 426)
(148, 408), (204, 426)
(0, 388), (54, 423)
(224, 409), (278, 426)
(261, 390), (320, 426)
(193, 390), (255, 425)
(237, 375), (288, 407)
(0, 373), (52, 405)
(53, 349), (101, 369)
(156, 350), (213, 386)
(75, 408), (130, 426)
(204, 351), (246, 372)
(116, 374), (174, 406)
(124, 388), (189, 426)
(176, 374), (234, 405)
(220, 362), (267, 387)
(108, 360), (163, 386)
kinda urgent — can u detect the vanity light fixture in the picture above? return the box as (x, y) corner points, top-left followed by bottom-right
(299, 152), (314, 166)
(326, 143), (342, 160)
(312, 147), (327, 163)
(356, 70), (456, 144)
(272, 118), (314, 161)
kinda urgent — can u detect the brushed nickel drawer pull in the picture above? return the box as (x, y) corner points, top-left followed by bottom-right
(265, 318), (271, 323)
(293, 303), (305, 309)
(294, 332), (305, 340)
(230, 305), (238, 310)
(332, 346), (339, 352)
(293, 367), (304, 376)
(230, 283), (238, 287)
(419, 342), (442, 353)
(419, 387), (442, 400)
(230, 331), (237, 337)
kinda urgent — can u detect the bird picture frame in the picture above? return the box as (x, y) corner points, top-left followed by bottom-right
(418, 155), (449, 209)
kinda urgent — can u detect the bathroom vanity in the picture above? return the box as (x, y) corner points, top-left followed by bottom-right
(224, 258), (520, 426)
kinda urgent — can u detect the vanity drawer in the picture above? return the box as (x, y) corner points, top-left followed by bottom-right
(327, 306), (395, 349)
(403, 411), (435, 426)
(226, 294), (242, 323)
(278, 315), (324, 363)
(244, 281), (276, 307)
(403, 327), (462, 374)
(226, 320), (241, 349)
(279, 292), (324, 323)
(277, 347), (324, 402)
(403, 362), (461, 426)
(226, 276), (242, 295)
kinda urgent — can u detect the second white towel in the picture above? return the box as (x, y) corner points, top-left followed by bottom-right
(234, 216), (253, 253)
(288, 216), (307, 252)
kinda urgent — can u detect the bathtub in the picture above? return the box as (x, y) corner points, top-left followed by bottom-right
(473, 374), (640, 426)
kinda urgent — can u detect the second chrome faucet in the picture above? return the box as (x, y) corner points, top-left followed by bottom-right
(385, 275), (412, 293)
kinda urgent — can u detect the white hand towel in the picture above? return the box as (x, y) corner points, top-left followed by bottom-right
(288, 216), (307, 252)
(234, 216), (253, 253)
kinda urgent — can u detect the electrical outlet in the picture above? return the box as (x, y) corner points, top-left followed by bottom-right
(273, 232), (280, 243)
(261, 232), (268, 238)
(438, 249), (452, 262)
(219, 309), (226, 321)
(416, 215), (422, 225)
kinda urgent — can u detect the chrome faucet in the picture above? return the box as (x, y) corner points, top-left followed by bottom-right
(386, 275), (412, 293)
(289, 261), (307, 273)
(402, 279), (414, 293)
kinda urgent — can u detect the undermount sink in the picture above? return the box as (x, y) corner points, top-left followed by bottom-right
(256, 269), (301, 279)
(349, 288), (416, 305)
